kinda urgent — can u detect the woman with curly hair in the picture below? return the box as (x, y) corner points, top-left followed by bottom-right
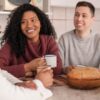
(0, 3), (62, 78)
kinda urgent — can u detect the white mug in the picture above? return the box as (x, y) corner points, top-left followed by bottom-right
(45, 54), (57, 68)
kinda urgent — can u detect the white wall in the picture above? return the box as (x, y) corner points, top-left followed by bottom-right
(0, 14), (8, 40)
(50, 7), (100, 40)
(50, 0), (100, 8)
(0, 6), (100, 41)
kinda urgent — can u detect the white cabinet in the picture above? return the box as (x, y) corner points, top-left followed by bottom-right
(0, 11), (10, 14)
(0, 12), (9, 41)
(50, 0), (100, 8)
(43, 0), (100, 16)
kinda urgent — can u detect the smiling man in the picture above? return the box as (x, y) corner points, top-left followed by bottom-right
(59, 1), (100, 71)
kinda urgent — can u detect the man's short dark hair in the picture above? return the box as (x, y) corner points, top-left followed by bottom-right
(75, 1), (95, 17)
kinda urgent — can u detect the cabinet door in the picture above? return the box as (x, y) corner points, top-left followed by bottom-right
(50, 0), (100, 8)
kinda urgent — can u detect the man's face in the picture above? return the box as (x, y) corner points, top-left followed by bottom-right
(74, 6), (94, 32)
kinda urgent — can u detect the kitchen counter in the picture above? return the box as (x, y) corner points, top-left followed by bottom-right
(47, 76), (100, 100)
(48, 85), (100, 100)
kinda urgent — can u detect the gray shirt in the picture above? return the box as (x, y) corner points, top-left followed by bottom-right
(58, 30), (100, 68)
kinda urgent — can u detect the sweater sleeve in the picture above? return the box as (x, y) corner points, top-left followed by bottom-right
(0, 70), (52, 100)
(0, 43), (25, 78)
(58, 32), (73, 71)
(47, 36), (63, 76)
(58, 35), (65, 67)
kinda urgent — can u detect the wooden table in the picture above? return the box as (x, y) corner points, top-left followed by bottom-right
(47, 76), (100, 100)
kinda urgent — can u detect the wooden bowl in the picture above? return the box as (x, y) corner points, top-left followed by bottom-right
(67, 78), (100, 89)
(67, 66), (100, 89)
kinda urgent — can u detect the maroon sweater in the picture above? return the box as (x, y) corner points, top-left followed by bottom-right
(0, 35), (62, 77)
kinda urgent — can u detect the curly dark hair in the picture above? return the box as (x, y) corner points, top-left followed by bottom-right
(1, 3), (56, 57)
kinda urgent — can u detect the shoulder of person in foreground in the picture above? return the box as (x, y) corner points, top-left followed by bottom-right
(0, 69), (53, 100)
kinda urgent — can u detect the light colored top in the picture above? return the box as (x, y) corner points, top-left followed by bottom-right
(58, 30), (100, 68)
(0, 69), (52, 100)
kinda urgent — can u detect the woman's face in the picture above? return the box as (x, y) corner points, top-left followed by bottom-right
(21, 11), (41, 42)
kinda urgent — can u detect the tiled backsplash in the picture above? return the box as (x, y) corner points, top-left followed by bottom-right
(0, 7), (100, 41)
(0, 14), (8, 43)
(0, 14), (8, 34)
(50, 7), (100, 40)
